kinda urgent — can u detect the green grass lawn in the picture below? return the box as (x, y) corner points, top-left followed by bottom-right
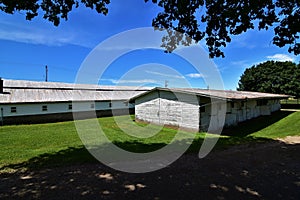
(250, 111), (300, 138)
(0, 111), (299, 172)
(281, 98), (300, 104)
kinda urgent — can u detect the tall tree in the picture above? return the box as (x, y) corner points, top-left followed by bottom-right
(237, 61), (300, 98)
(0, 0), (299, 58)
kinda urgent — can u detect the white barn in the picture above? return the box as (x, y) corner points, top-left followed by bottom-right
(0, 79), (290, 129)
(130, 88), (290, 132)
(0, 78), (150, 125)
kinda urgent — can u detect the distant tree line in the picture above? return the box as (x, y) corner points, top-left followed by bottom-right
(237, 61), (300, 98)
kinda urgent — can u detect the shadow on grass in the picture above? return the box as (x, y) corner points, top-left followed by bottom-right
(0, 136), (273, 173)
(1, 111), (295, 173)
(221, 110), (294, 137)
(0, 146), (96, 171)
(2, 110), (295, 172)
(1, 141), (299, 200)
(1, 110), (299, 199)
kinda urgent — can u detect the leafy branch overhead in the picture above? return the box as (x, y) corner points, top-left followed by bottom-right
(1, 0), (299, 58)
(147, 0), (300, 58)
(0, 0), (110, 25)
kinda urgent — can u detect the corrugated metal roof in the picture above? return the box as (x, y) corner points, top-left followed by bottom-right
(3, 79), (151, 91)
(174, 88), (290, 100)
(0, 79), (290, 104)
(0, 79), (151, 103)
(130, 87), (290, 101)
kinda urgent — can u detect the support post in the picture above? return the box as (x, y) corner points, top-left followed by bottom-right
(0, 78), (3, 93)
(0, 108), (3, 126)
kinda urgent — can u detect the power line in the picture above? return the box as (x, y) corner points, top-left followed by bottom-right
(0, 60), (77, 72)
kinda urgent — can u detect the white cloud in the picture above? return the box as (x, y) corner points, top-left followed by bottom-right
(0, 19), (92, 48)
(185, 73), (205, 78)
(146, 70), (184, 79)
(96, 28), (199, 52)
(100, 78), (159, 84)
(117, 79), (159, 84)
(266, 54), (294, 62)
(0, 30), (74, 46)
(230, 60), (261, 69)
(229, 30), (258, 49)
(231, 60), (249, 67)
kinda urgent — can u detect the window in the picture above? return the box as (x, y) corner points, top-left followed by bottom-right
(68, 104), (72, 110)
(11, 107), (17, 113)
(124, 102), (129, 107)
(42, 105), (48, 111)
(109, 102), (112, 107)
(90, 104), (95, 109)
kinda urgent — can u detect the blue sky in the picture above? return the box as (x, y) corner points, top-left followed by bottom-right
(0, 0), (299, 90)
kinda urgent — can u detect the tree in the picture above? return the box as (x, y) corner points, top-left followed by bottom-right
(0, 0), (299, 58)
(237, 61), (300, 98)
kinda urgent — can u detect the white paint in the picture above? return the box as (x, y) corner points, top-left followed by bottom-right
(0, 100), (132, 117)
(135, 91), (282, 132)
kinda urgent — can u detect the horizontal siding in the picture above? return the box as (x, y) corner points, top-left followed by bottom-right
(136, 97), (200, 131)
(0, 100), (131, 117)
(2, 108), (134, 125)
(136, 93), (282, 132)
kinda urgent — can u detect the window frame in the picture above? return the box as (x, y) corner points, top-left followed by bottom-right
(42, 105), (48, 111)
(11, 107), (17, 113)
(90, 103), (95, 109)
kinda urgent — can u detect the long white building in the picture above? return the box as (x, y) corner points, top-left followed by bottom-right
(0, 79), (290, 130)
(0, 78), (150, 124)
(130, 87), (290, 132)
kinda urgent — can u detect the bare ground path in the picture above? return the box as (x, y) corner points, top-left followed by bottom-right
(1, 139), (299, 200)
(280, 109), (300, 112)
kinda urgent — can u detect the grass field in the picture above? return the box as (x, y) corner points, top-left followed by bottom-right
(281, 98), (300, 104)
(0, 111), (299, 171)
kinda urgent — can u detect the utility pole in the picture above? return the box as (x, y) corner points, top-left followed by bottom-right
(45, 65), (48, 82)
(165, 80), (169, 88)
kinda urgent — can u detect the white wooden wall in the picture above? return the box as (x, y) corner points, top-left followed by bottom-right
(0, 100), (131, 117)
(135, 90), (282, 132)
(135, 90), (200, 131)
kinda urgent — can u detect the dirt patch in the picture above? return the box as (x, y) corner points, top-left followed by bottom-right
(278, 136), (300, 144)
(1, 141), (299, 200)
